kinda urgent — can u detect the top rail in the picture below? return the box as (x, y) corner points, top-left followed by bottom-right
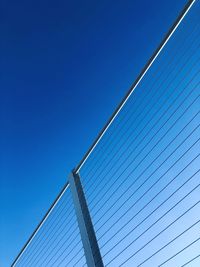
(74, 0), (196, 174)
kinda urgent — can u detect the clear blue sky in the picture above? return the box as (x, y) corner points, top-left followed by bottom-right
(0, 0), (188, 266)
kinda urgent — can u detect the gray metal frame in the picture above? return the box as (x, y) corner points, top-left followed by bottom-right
(68, 171), (104, 267)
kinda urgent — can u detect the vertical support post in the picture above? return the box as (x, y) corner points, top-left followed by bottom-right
(68, 171), (104, 267)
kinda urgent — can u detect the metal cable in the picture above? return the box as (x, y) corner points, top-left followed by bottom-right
(90, 88), (200, 219)
(158, 237), (200, 266)
(31, 224), (80, 267)
(86, 65), (200, 211)
(101, 168), (200, 255)
(180, 254), (200, 267)
(95, 112), (200, 233)
(137, 221), (200, 266)
(80, 21), (200, 183)
(20, 201), (74, 266)
(81, 35), (200, 197)
(92, 153), (200, 264)
(109, 200), (200, 266)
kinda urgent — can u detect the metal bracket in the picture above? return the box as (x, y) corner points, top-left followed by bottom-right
(68, 171), (104, 267)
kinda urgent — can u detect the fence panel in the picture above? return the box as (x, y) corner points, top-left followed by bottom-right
(11, 1), (200, 266)
(13, 186), (86, 267)
(79, 1), (200, 266)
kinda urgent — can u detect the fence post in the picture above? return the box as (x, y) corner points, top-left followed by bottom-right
(68, 171), (104, 267)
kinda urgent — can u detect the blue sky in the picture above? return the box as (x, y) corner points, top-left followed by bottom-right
(0, 0), (190, 266)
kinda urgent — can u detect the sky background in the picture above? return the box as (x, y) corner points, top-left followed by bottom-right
(0, 0), (189, 266)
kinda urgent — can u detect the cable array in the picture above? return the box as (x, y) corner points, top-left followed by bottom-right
(14, 187), (86, 267)
(12, 1), (200, 267)
(80, 20), (200, 190)
(82, 35), (200, 211)
(79, 3), (200, 266)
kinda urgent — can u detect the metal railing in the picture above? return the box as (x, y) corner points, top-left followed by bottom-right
(11, 1), (200, 266)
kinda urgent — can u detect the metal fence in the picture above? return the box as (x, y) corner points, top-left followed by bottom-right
(13, 185), (86, 266)
(12, 1), (200, 266)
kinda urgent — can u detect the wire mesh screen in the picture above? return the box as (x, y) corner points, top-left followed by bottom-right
(14, 186), (86, 267)
(79, 1), (200, 266)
